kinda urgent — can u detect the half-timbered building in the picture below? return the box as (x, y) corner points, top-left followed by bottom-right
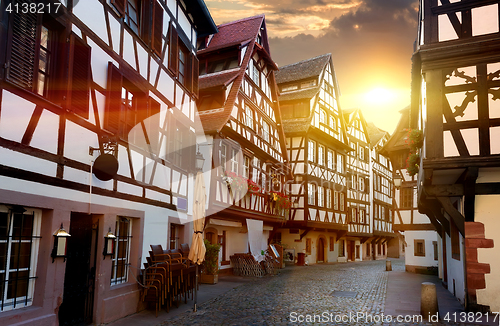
(196, 15), (290, 272)
(411, 0), (500, 311)
(0, 0), (216, 324)
(380, 108), (439, 272)
(275, 54), (351, 264)
(367, 123), (394, 261)
(343, 108), (372, 261)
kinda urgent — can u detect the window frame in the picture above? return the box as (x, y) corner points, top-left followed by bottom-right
(308, 183), (316, 206)
(111, 217), (132, 286)
(400, 187), (414, 209)
(414, 239), (426, 257)
(308, 140), (316, 162)
(318, 186), (324, 207)
(0, 206), (41, 312)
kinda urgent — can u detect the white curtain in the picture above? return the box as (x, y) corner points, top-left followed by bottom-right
(246, 219), (266, 262)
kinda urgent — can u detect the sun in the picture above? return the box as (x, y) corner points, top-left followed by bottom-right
(364, 87), (396, 105)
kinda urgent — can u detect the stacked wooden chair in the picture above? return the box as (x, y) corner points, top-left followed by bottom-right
(141, 243), (198, 314)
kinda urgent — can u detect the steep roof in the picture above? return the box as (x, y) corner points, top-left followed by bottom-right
(279, 88), (320, 101)
(199, 69), (239, 90)
(184, 0), (218, 37)
(380, 106), (410, 155)
(367, 122), (389, 146)
(198, 15), (265, 55)
(275, 54), (330, 84)
(197, 16), (264, 134)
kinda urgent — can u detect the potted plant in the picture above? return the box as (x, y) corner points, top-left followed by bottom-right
(201, 239), (221, 284)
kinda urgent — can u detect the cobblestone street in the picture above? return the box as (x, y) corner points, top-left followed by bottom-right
(160, 259), (491, 326)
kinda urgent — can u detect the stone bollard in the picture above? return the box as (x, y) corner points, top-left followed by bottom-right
(420, 282), (438, 321)
(386, 260), (392, 271)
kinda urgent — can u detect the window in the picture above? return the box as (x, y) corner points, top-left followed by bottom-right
(319, 109), (327, 125)
(308, 140), (316, 162)
(244, 105), (254, 129)
(327, 150), (334, 170)
(318, 145), (325, 165)
(124, 0), (140, 34)
(262, 120), (270, 142)
(330, 237), (334, 251)
(355, 245), (360, 259)
(414, 239), (425, 257)
(358, 176), (365, 192)
(400, 187), (413, 209)
(111, 218), (132, 285)
(306, 238), (311, 255)
(351, 175), (357, 190)
(351, 208), (357, 223)
(6, 12), (91, 117)
(252, 157), (260, 183)
(167, 22), (198, 95)
(359, 146), (365, 161)
(336, 154), (344, 173)
(318, 186), (324, 207)
(282, 84), (298, 92)
(326, 189), (332, 209)
(339, 193), (344, 211)
(105, 64), (161, 146)
(252, 60), (260, 86)
(334, 191), (339, 210)
(178, 44), (188, 86)
(308, 183), (315, 205)
(231, 149), (238, 173)
(0, 206), (41, 311)
(329, 116), (336, 129)
(219, 144), (227, 172)
(301, 80), (317, 88)
(243, 156), (250, 178)
(339, 240), (345, 257)
(360, 210), (365, 224)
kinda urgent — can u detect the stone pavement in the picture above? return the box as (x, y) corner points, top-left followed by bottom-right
(108, 259), (499, 326)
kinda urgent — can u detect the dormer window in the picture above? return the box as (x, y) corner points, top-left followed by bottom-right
(301, 79), (317, 88)
(282, 84), (298, 92)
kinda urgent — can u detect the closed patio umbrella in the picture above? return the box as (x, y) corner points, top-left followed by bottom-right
(189, 171), (206, 311)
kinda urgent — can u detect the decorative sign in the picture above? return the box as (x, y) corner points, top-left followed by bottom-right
(93, 154), (119, 181)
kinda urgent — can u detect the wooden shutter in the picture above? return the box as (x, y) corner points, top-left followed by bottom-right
(67, 34), (91, 119)
(192, 55), (199, 98)
(168, 22), (178, 75)
(6, 9), (38, 90)
(140, 0), (152, 45)
(151, 0), (163, 56)
(185, 54), (193, 93)
(182, 128), (195, 171)
(105, 63), (123, 134)
(111, 0), (126, 17)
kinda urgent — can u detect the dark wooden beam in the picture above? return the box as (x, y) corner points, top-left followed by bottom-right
(299, 228), (311, 241)
(423, 155), (500, 170)
(425, 184), (463, 197)
(464, 167), (478, 222)
(337, 230), (347, 239)
(431, 0), (498, 15)
(393, 223), (437, 231)
(437, 196), (465, 236)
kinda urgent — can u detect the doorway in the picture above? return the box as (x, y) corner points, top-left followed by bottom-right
(317, 237), (325, 263)
(58, 213), (99, 326)
(348, 240), (355, 261)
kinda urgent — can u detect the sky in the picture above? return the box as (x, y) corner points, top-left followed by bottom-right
(204, 0), (419, 134)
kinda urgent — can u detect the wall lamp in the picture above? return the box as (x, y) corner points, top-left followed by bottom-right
(103, 227), (117, 258)
(51, 223), (71, 263)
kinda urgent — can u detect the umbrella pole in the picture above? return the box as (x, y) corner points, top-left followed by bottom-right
(194, 264), (198, 312)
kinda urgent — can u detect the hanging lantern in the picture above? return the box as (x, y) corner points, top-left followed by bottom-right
(103, 227), (117, 258)
(51, 223), (71, 263)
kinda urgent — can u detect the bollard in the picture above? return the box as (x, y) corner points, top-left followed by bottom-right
(386, 260), (392, 271)
(420, 282), (438, 321)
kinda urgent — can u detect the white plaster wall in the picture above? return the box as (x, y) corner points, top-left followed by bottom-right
(475, 194), (500, 312)
(445, 233), (466, 304)
(405, 230), (438, 267)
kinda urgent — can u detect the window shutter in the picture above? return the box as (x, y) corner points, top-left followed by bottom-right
(105, 63), (123, 134)
(67, 34), (91, 119)
(168, 22), (178, 75)
(6, 9), (38, 90)
(185, 54), (193, 93)
(111, 0), (126, 17)
(151, 0), (163, 56)
(140, 0), (152, 45)
(182, 129), (195, 171)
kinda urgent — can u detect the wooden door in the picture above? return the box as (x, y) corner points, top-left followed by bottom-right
(349, 241), (355, 261)
(317, 238), (325, 263)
